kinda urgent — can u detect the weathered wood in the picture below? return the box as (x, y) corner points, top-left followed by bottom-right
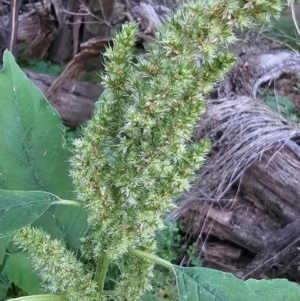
(173, 48), (300, 281)
(82, 0), (116, 41)
(48, 0), (78, 64)
(45, 37), (111, 98)
(0, 5), (56, 60)
(23, 68), (104, 126)
(219, 51), (300, 98)
(236, 217), (300, 280)
(176, 91), (300, 281)
(4, 1), (300, 283)
(201, 242), (245, 274)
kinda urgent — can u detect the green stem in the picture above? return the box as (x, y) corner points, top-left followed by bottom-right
(6, 295), (67, 301)
(52, 200), (83, 207)
(129, 248), (174, 271)
(95, 253), (110, 293)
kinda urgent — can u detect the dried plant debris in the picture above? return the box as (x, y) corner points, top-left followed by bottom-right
(177, 95), (300, 206)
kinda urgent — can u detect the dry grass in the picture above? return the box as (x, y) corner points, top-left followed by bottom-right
(177, 95), (300, 210)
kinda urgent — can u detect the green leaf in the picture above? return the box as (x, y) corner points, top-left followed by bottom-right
(0, 190), (62, 237)
(6, 295), (67, 301)
(246, 278), (300, 300)
(3, 251), (43, 295)
(0, 274), (9, 300)
(173, 266), (300, 301)
(0, 51), (88, 291)
(143, 294), (169, 301)
(32, 204), (88, 250)
(0, 50), (73, 199)
(0, 237), (10, 265)
(95, 88), (109, 111)
(174, 266), (257, 301)
(0, 51), (89, 246)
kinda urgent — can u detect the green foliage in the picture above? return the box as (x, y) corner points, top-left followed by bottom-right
(106, 219), (196, 301)
(14, 227), (100, 301)
(0, 276), (9, 300)
(261, 15), (300, 52)
(174, 266), (300, 301)
(0, 52), (73, 195)
(0, 50), (88, 296)
(23, 60), (63, 77)
(0, 190), (63, 237)
(156, 219), (184, 263)
(0, 238), (11, 299)
(246, 278), (300, 300)
(186, 243), (202, 267)
(3, 250), (43, 295)
(145, 219), (184, 301)
(265, 94), (300, 123)
(0, 1), (299, 301)
(81, 71), (102, 84)
(64, 125), (83, 142)
(143, 295), (167, 301)
(31, 203), (88, 251)
(0, 237), (10, 266)
(69, 1), (282, 299)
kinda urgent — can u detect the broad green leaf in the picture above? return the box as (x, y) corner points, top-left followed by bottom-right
(0, 190), (62, 237)
(143, 294), (169, 301)
(246, 278), (300, 300)
(0, 51), (88, 247)
(0, 238), (11, 300)
(174, 266), (300, 301)
(0, 274), (9, 300)
(174, 266), (257, 301)
(0, 283), (9, 300)
(0, 237), (10, 265)
(0, 51), (88, 292)
(6, 295), (67, 301)
(32, 204), (88, 251)
(0, 50), (73, 199)
(95, 88), (109, 110)
(3, 250), (43, 295)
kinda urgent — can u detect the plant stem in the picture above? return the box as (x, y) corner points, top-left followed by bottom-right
(129, 248), (174, 271)
(52, 200), (83, 207)
(6, 295), (67, 301)
(95, 253), (110, 293)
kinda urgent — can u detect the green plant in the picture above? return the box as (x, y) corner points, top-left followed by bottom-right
(260, 15), (300, 52)
(186, 243), (202, 267)
(0, 1), (300, 301)
(81, 71), (103, 84)
(21, 59), (64, 77)
(265, 94), (300, 123)
(258, 82), (300, 124)
(147, 219), (184, 301)
(104, 218), (185, 301)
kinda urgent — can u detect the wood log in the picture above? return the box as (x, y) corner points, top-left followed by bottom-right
(23, 68), (104, 126)
(175, 50), (300, 283)
(45, 38), (112, 98)
(0, 5), (56, 61)
(176, 95), (300, 281)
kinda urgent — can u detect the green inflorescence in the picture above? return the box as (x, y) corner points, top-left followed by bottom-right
(15, 1), (283, 300)
(14, 227), (101, 301)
